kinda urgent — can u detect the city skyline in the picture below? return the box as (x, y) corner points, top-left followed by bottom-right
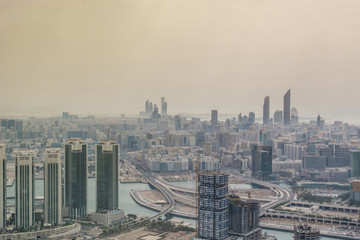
(1, 0), (360, 121)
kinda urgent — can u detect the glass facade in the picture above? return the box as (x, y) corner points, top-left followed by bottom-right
(96, 141), (119, 211)
(15, 152), (35, 228)
(0, 145), (6, 229)
(44, 149), (62, 226)
(65, 141), (87, 219)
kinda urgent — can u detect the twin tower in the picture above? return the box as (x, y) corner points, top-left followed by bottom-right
(64, 138), (119, 219)
(0, 139), (119, 229)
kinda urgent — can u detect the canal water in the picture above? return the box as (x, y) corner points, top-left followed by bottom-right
(6, 179), (338, 239)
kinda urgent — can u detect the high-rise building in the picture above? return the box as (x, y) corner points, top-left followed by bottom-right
(251, 145), (272, 181)
(293, 224), (320, 240)
(211, 110), (218, 126)
(274, 110), (283, 124)
(248, 112), (255, 125)
(44, 148), (62, 225)
(291, 107), (299, 124)
(152, 104), (161, 119)
(15, 150), (35, 228)
(198, 171), (228, 239)
(175, 115), (182, 131)
(0, 145), (6, 229)
(283, 89), (291, 125)
(228, 194), (261, 239)
(161, 97), (167, 116)
(64, 138), (88, 219)
(352, 151), (360, 178)
(96, 140), (119, 211)
(263, 96), (270, 125)
(145, 100), (150, 117)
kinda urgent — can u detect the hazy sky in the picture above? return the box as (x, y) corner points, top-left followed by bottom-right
(1, 0), (360, 121)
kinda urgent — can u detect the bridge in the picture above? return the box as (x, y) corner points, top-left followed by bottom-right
(286, 201), (360, 214)
(262, 211), (360, 227)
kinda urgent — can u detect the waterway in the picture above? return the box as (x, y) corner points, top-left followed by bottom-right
(6, 179), (340, 239)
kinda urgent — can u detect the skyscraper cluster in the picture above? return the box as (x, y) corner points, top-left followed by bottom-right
(144, 97), (168, 118)
(0, 138), (119, 230)
(262, 89), (294, 125)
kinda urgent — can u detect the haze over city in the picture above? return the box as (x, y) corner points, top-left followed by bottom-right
(3, 1), (360, 240)
(1, 0), (360, 122)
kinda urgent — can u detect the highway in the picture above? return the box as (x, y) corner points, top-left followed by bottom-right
(126, 155), (295, 219)
(143, 173), (176, 220)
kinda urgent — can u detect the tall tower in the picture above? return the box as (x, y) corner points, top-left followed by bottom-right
(263, 96), (270, 125)
(283, 89), (291, 125)
(96, 140), (119, 211)
(198, 171), (228, 239)
(161, 97), (167, 116)
(251, 145), (272, 181)
(352, 151), (360, 178)
(15, 150), (35, 228)
(211, 110), (218, 126)
(228, 194), (261, 238)
(0, 145), (6, 229)
(64, 138), (87, 219)
(44, 148), (62, 225)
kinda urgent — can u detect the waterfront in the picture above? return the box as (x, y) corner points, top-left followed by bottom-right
(6, 179), (342, 239)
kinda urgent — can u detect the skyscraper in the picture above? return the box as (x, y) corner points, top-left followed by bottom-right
(198, 171), (228, 239)
(64, 138), (87, 219)
(175, 115), (181, 131)
(145, 100), (150, 117)
(248, 112), (255, 125)
(274, 110), (283, 124)
(211, 110), (218, 126)
(15, 150), (35, 228)
(44, 148), (62, 225)
(283, 89), (291, 125)
(352, 151), (360, 178)
(251, 145), (272, 181)
(161, 97), (167, 116)
(96, 140), (119, 211)
(263, 96), (270, 125)
(0, 144), (6, 229)
(228, 194), (261, 238)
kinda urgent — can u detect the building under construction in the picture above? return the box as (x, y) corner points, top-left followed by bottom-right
(293, 224), (320, 240)
(198, 171), (228, 239)
(228, 194), (261, 240)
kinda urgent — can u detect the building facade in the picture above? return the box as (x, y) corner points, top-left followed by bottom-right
(283, 89), (291, 125)
(15, 150), (35, 228)
(96, 140), (119, 211)
(251, 145), (272, 181)
(263, 96), (270, 125)
(228, 194), (261, 237)
(64, 138), (88, 219)
(198, 171), (228, 239)
(44, 148), (62, 225)
(352, 151), (360, 178)
(293, 224), (320, 240)
(0, 144), (6, 229)
(211, 110), (218, 127)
